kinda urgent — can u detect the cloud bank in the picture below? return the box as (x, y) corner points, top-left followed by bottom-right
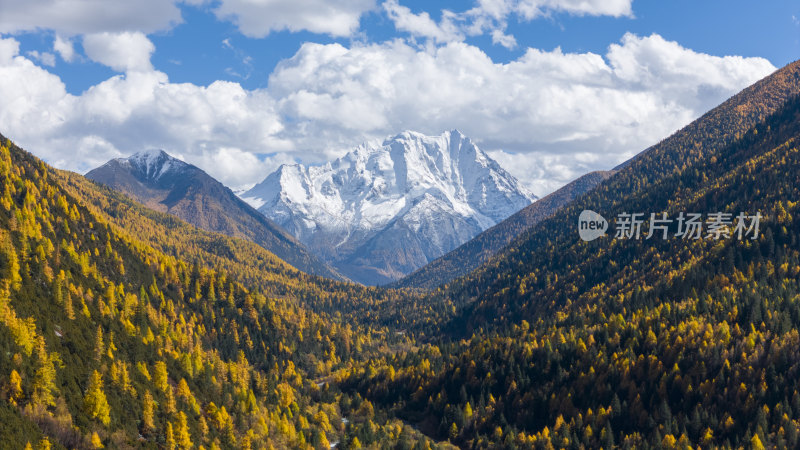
(0, 31), (776, 194)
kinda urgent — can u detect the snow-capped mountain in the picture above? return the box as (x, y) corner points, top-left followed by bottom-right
(243, 130), (537, 285)
(125, 149), (187, 179)
(86, 150), (345, 280)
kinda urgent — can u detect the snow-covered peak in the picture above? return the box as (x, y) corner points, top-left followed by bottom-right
(243, 130), (537, 284)
(245, 130), (537, 228)
(122, 149), (189, 181)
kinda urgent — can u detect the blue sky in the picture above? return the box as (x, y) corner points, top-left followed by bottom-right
(0, 0), (797, 194)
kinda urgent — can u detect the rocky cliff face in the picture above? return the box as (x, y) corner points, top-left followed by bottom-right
(243, 130), (537, 285)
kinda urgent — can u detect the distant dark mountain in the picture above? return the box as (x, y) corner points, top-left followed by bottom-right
(86, 150), (345, 280)
(394, 169), (615, 289)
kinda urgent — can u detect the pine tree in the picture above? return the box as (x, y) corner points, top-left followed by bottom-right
(84, 370), (111, 425)
(449, 422), (459, 440)
(601, 423), (614, 449)
(175, 411), (193, 449)
(751, 434), (766, 450)
(32, 339), (57, 407)
(94, 326), (105, 363)
(8, 369), (22, 406)
(1, 242), (22, 290)
(464, 402), (473, 420)
(37, 437), (51, 450)
(154, 361), (169, 392)
(164, 385), (176, 414)
(90, 432), (103, 449)
(142, 390), (156, 432)
(198, 414), (209, 441)
(165, 422), (176, 450)
(63, 289), (75, 320)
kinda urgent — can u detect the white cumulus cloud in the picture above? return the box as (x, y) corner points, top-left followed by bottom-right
(0, 36), (289, 188)
(25, 50), (56, 67)
(0, 0), (183, 35)
(490, 29), (517, 49)
(515, 0), (633, 19)
(383, 0), (464, 43)
(266, 33), (775, 194)
(53, 35), (76, 62)
(382, 0), (634, 49)
(214, 0), (376, 38)
(82, 32), (155, 73)
(1, 0), (376, 40)
(0, 32), (777, 195)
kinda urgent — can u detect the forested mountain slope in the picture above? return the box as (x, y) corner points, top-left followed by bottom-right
(86, 150), (344, 281)
(59, 169), (449, 333)
(448, 60), (800, 330)
(339, 61), (800, 448)
(0, 135), (448, 449)
(398, 59), (800, 294)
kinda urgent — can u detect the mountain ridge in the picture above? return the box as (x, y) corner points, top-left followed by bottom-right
(244, 129), (537, 285)
(0, 132), (445, 449)
(449, 60), (800, 329)
(86, 149), (345, 281)
(394, 169), (616, 289)
(344, 60), (800, 448)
